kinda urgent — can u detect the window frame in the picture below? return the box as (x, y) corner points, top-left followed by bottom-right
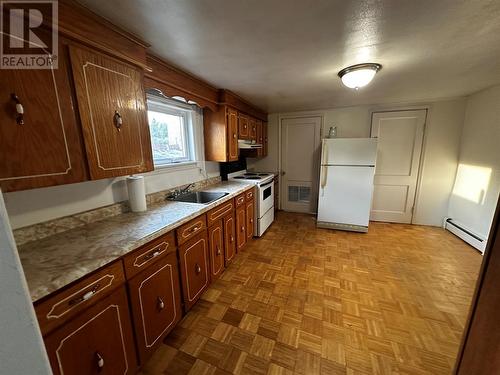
(146, 93), (197, 168)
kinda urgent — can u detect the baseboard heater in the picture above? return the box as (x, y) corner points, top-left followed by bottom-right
(445, 218), (486, 253)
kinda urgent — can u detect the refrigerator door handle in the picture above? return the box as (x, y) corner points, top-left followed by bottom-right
(320, 165), (328, 193)
(322, 141), (328, 165)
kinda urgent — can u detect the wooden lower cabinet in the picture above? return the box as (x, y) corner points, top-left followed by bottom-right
(224, 213), (236, 265)
(44, 286), (137, 375)
(246, 199), (255, 240)
(128, 253), (182, 364)
(236, 205), (247, 251)
(208, 219), (225, 280)
(178, 231), (210, 310)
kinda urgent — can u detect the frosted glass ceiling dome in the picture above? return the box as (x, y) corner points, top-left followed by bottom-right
(338, 63), (382, 89)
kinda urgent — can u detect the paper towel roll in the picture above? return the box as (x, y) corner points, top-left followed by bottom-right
(127, 175), (147, 212)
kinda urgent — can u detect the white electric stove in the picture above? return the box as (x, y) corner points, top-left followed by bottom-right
(228, 171), (275, 236)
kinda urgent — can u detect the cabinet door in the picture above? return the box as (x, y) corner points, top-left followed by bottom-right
(236, 205), (247, 251)
(256, 119), (263, 156)
(179, 231), (210, 310)
(263, 122), (268, 157)
(249, 117), (257, 141)
(238, 113), (249, 139)
(44, 287), (137, 375)
(246, 200), (255, 240)
(227, 107), (239, 161)
(128, 253), (182, 364)
(0, 40), (87, 192)
(224, 213), (236, 265)
(69, 45), (153, 179)
(208, 220), (225, 280)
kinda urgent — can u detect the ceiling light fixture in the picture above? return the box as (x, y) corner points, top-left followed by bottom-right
(338, 63), (382, 89)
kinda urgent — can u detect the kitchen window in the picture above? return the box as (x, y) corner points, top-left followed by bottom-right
(146, 93), (199, 167)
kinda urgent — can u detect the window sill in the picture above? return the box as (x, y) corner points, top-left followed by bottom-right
(150, 161), (200, 175)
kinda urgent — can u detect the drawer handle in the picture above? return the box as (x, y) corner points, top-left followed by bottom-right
(195, 263), (201, 274)
(143, 250), (160, 261)
(157, 297), (165, 311)
(68, 283), (100, 306)
(188, 225), (200, 234)
(241, 226), (245, 232)
(244, 124), (247, 129)
(230, 236), (234, 243)
(113, 110), (123, 131)
(233, 133), (236, 139)
(216, 246), (221, 256)
(95, 352), (104, 370)
(11, 93), (24, 125)
(250, 218), (254, 224)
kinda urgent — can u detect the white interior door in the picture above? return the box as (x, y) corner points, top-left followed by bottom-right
(281, 116), (321, 213)
(370, 110), (426, 223)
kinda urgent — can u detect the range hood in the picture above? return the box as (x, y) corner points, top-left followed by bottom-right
(238, 139), (262, 149)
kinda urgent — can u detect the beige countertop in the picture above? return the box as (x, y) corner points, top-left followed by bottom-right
(18, 181), (254, 302)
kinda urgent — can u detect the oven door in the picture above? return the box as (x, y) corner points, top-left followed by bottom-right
(258, 180), (274, 218)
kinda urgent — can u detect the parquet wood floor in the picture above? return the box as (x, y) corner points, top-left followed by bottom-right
(139, 212), (482, 375)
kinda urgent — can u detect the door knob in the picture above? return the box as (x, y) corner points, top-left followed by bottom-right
(280, 171), (286, 176)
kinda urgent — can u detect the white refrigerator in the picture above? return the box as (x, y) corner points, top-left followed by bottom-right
(317, 138), (378, 232)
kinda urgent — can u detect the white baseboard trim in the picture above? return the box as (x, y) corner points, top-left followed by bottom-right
(445, 218), (486, 254)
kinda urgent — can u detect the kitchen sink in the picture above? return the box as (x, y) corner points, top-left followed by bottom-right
(170, 191), (229, 204)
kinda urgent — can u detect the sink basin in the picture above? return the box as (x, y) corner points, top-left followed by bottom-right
(170, 191), (229, 204)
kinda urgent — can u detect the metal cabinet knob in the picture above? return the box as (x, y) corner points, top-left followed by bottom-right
(95, 352), (104, 369)
(113, 111), (123, 131)
(195, 263), (201, 274)
(11, 93), (24, 125)
(216, 246), (221, 256)
(157, 297), (165, 311)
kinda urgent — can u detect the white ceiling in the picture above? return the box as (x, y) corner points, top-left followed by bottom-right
(78, 0), (500, 112)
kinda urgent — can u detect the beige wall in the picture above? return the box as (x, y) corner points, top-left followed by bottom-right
(249, 99), (467, 226)
(448, 85), (500, 239)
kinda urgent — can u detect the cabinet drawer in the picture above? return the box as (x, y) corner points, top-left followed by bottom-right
(44, 286), (137, 375)
(235, 193), (245, 208)
(176, 214), (207, 245)
(179, 231), (210, 310)
(207, 199), (234, 227)
(123, 231), (175, 279)
(128, 253), (182, 364)
(246, 188), (255, 201)
(35, 261), (125, 336)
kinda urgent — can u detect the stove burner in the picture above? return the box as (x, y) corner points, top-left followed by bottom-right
(234, 176), (246, 179)
(246, 176), (261, 180)
(244, 173), (258, 176)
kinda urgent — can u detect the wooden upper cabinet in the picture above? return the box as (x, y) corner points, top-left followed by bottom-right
(249, 117), (257, 141)
(208, 219), (225, 280)
(238, 113), (250, 139)
(227, 107), (239, 161)
(0, 40), (87, 192)
(69, 45), (153, 179)
(263, 121), (268, 157)
(203, 105), (238, 162)
(128, 253), (182, 364)
(44, 287), (137, 375)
